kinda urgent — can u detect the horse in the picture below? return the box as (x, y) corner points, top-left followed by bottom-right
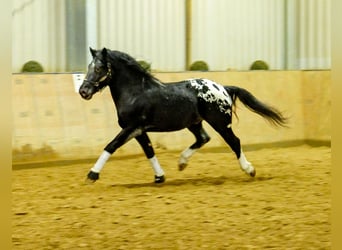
(79, 47), (287, 184)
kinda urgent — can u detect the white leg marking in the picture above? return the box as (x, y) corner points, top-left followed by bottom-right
(238, 150), (255, 175)
(91, 150), (111, 173)
(179, 148), (197, 166)
(149, 156), (165, 177)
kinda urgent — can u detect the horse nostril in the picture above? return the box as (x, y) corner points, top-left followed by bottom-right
(79, 89), (87, 98)
(79, 87), (92, 100)
(79, 88), (86, 95)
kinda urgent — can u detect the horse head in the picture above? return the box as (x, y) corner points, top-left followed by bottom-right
(79, 47), (112, 100)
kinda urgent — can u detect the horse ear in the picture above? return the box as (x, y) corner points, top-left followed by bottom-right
(101, 47), (108, 59)
(89, 47), (96, 57)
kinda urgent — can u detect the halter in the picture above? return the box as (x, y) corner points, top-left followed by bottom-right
(84, 62), (112, 88)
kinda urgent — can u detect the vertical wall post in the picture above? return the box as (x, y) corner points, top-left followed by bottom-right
(185, 0), (192, 70)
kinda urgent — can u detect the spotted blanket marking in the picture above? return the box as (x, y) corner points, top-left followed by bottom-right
(188, 78), (232, 115)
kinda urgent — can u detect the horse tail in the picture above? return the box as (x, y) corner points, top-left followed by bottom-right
(225, 86), (288, 127)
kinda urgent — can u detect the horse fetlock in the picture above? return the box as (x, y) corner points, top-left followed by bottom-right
(238, 151), (255, 177)
(178, 155), (188, 171)
(178, 162), (188, 171)
(179, 148), (197, 171)
(240, 163), (256, 177)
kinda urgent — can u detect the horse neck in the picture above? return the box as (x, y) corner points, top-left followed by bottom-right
(107, 70), (156, 108)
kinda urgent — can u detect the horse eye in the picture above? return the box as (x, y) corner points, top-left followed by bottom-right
(95, 68), (100, 73)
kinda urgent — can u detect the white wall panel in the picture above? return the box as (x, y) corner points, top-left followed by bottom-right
(12, 0), (67, 72)
(12, 0), (330, 72)
(48, 0), (67, 72)
(97, 0), (186, 71)
(297, 0), (330, 69)
(192, 0), (285, 70)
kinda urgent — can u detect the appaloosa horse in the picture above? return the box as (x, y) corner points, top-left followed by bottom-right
(79, 48), (287, 183)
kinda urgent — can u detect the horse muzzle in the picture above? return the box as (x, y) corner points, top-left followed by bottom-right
(79, 84), (95, 100)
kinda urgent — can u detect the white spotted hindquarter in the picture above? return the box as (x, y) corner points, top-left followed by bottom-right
(188, 79), (232, 115)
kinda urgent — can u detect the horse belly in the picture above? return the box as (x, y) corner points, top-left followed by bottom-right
(149, 99), (200, 131)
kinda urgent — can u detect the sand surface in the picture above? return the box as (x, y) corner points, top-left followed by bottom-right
(12, 145), (331, 249)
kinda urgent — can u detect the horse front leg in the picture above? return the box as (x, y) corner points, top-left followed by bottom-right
(86, 127), (142, 183)
(135, 133), (165, 183)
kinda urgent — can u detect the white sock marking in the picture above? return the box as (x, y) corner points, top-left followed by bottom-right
(149, 156), (165, 177)
(91, 150), (111, 173)
(238, 150), (254, 174)
(179, 148), (197, 166)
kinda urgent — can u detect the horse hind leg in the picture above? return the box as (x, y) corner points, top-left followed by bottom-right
(179, 122), (211, 171)
(211, 124), (255, 177)
(225, 128), (255, 177)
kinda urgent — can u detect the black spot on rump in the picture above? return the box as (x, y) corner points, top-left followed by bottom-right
(202, 85), (209, 93)
(197, 79), (204, 85)
(212, 83), (220, 91)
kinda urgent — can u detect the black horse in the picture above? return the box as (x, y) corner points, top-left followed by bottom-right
(79, 48), (287, 184)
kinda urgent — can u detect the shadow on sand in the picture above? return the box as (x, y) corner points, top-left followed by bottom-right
(109, 175), (274, 189)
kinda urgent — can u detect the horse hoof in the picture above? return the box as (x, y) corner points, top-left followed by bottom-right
(178, 163), (187, 171)
(249, 169), (256, 177)
(86, 171), (99, 183)
(155, 175), (165, 184)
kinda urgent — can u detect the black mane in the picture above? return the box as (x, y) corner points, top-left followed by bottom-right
(107, 50), (163, 86)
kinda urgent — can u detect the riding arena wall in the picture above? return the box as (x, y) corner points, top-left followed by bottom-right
(12, 70), (330, 165)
